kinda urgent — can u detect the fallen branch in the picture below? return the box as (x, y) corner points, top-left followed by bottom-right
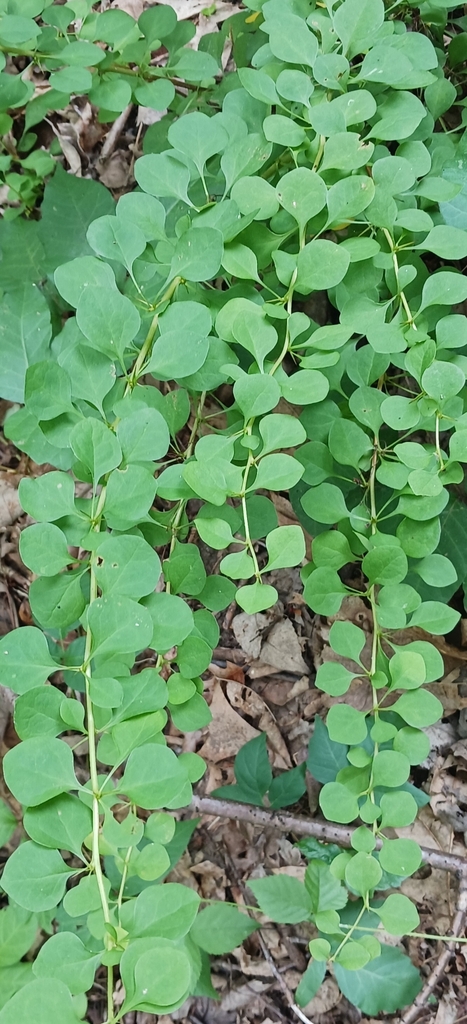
(190, 796), (467, 876)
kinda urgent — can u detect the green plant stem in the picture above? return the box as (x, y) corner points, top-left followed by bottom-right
(382, 228), (416, 329)
(329, 903), (368, 962)
(127, 276), (182, 389)
(167, 389), (207, 564)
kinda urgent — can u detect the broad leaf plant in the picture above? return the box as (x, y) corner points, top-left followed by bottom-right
(0, 0), (466, 1018)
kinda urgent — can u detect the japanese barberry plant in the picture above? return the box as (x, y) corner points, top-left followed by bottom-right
(0, 0), (467, 1019)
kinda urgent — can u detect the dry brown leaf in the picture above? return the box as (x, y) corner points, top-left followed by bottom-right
(97, 151), (131, 188)
(220, 980), (272, 1013)
(111, 0), (143, 17)
(434, 989), (459, 1024)
(226, 680), (291, 768)
(301, 977), (341, 1016)
(259, 620), (309, 676)
(232, 612), (268, 660)
(0, 477), (22, 528)
(198, 680), (260, 763)
(262, 675), (310, 707)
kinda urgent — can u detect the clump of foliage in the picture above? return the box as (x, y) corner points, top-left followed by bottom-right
(0, 0), (467, 1019)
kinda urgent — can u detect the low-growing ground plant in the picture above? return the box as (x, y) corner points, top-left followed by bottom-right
(1, 0), (467, 1019)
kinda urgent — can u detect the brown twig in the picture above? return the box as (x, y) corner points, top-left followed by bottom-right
(399, 875), (467, 1024)
(190, 796), (467, 875)
(97, 104), (133, 167)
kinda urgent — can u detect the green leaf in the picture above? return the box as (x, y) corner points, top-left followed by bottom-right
(133, 78), (175, 110)
(168, 111), (227, 179)
(33, 932), (100, 994)
(379, 791), (418, 827)
(117, 192), (166, 243)
(303, 566), (347, 615)
(328, 419), (372, 470)
(142, 590), (194, 651)
(119, 743), (190, 809)
(376, 894), (420, 936)
(266, 13), (318, 67)
(345, 852), (382, 896)
(252, 453), (303, 492)
(3, 736), (77, 807)
(334, 945), (422, 1015)
(422, 361), (465, 403)
(132, 882), (200, 940)
(315, 661), (358, 697)
(362, 546), (408, 586)
(409, 601), (460, 634)
(104, 465), (157, 529)
(221, 134), (272, 193)
(249, 875), (313, 924)
(190, 904), (259, 954)
(268, 764), (306, 809)
(0, 627), (59, 695)
(117, 407), (169, 464)
(263, 114), (306, 149)
(0, 905), (37, 968)
(87, 215), (147, 273)
(38, 165), (114, 271)
(276, 168), (327, 233)
(305, 860), (347, 913)
(263, 525), (305, 572)
(327, 705), (368, 745)
(24, 793), (92, 859)
(95, 535), (160, 599)
(135, 152), (193, 206)
(14, 686), (63, 740)
(235, 582), (278, 613)
(326, 176), (375, 227)
(88, 596), (154, 658)
(164, 541), (206, 596)
(61, 40), (106, 66)
(329, 621), (365, 664)
(419, 225), (467, 261)
(309, 720), (348, 782)
(170, 227), (223, 282)
(296, 240), (350, 295)
(0, 979), (82, 1024)
(301, 483), (348, 525)
(368, 92), (426, 141)
(296, 960), (326, 1008)
(392, 688), (444, 728)
(1, 843), (73, 912)
(20, 523), (70, 579)
(171, 48), (219, 83)
(231, 175), (279, 221)
(312, 531), (353, 570)
(420, 271), (467, 311)
(333, 0), (384, 58)
(379, 838), (422, 877)
(214, 733), (272, 806)
(76, 286), (141, 364)
(70, 418), (122, 485)
(319, 782), (360, 824)
(0, 284), (51, 402)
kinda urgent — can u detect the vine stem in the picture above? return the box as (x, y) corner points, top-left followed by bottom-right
(382, 228), (417, 330)
(127, 275), (182, 389)
(82, 485), (113, 1021)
